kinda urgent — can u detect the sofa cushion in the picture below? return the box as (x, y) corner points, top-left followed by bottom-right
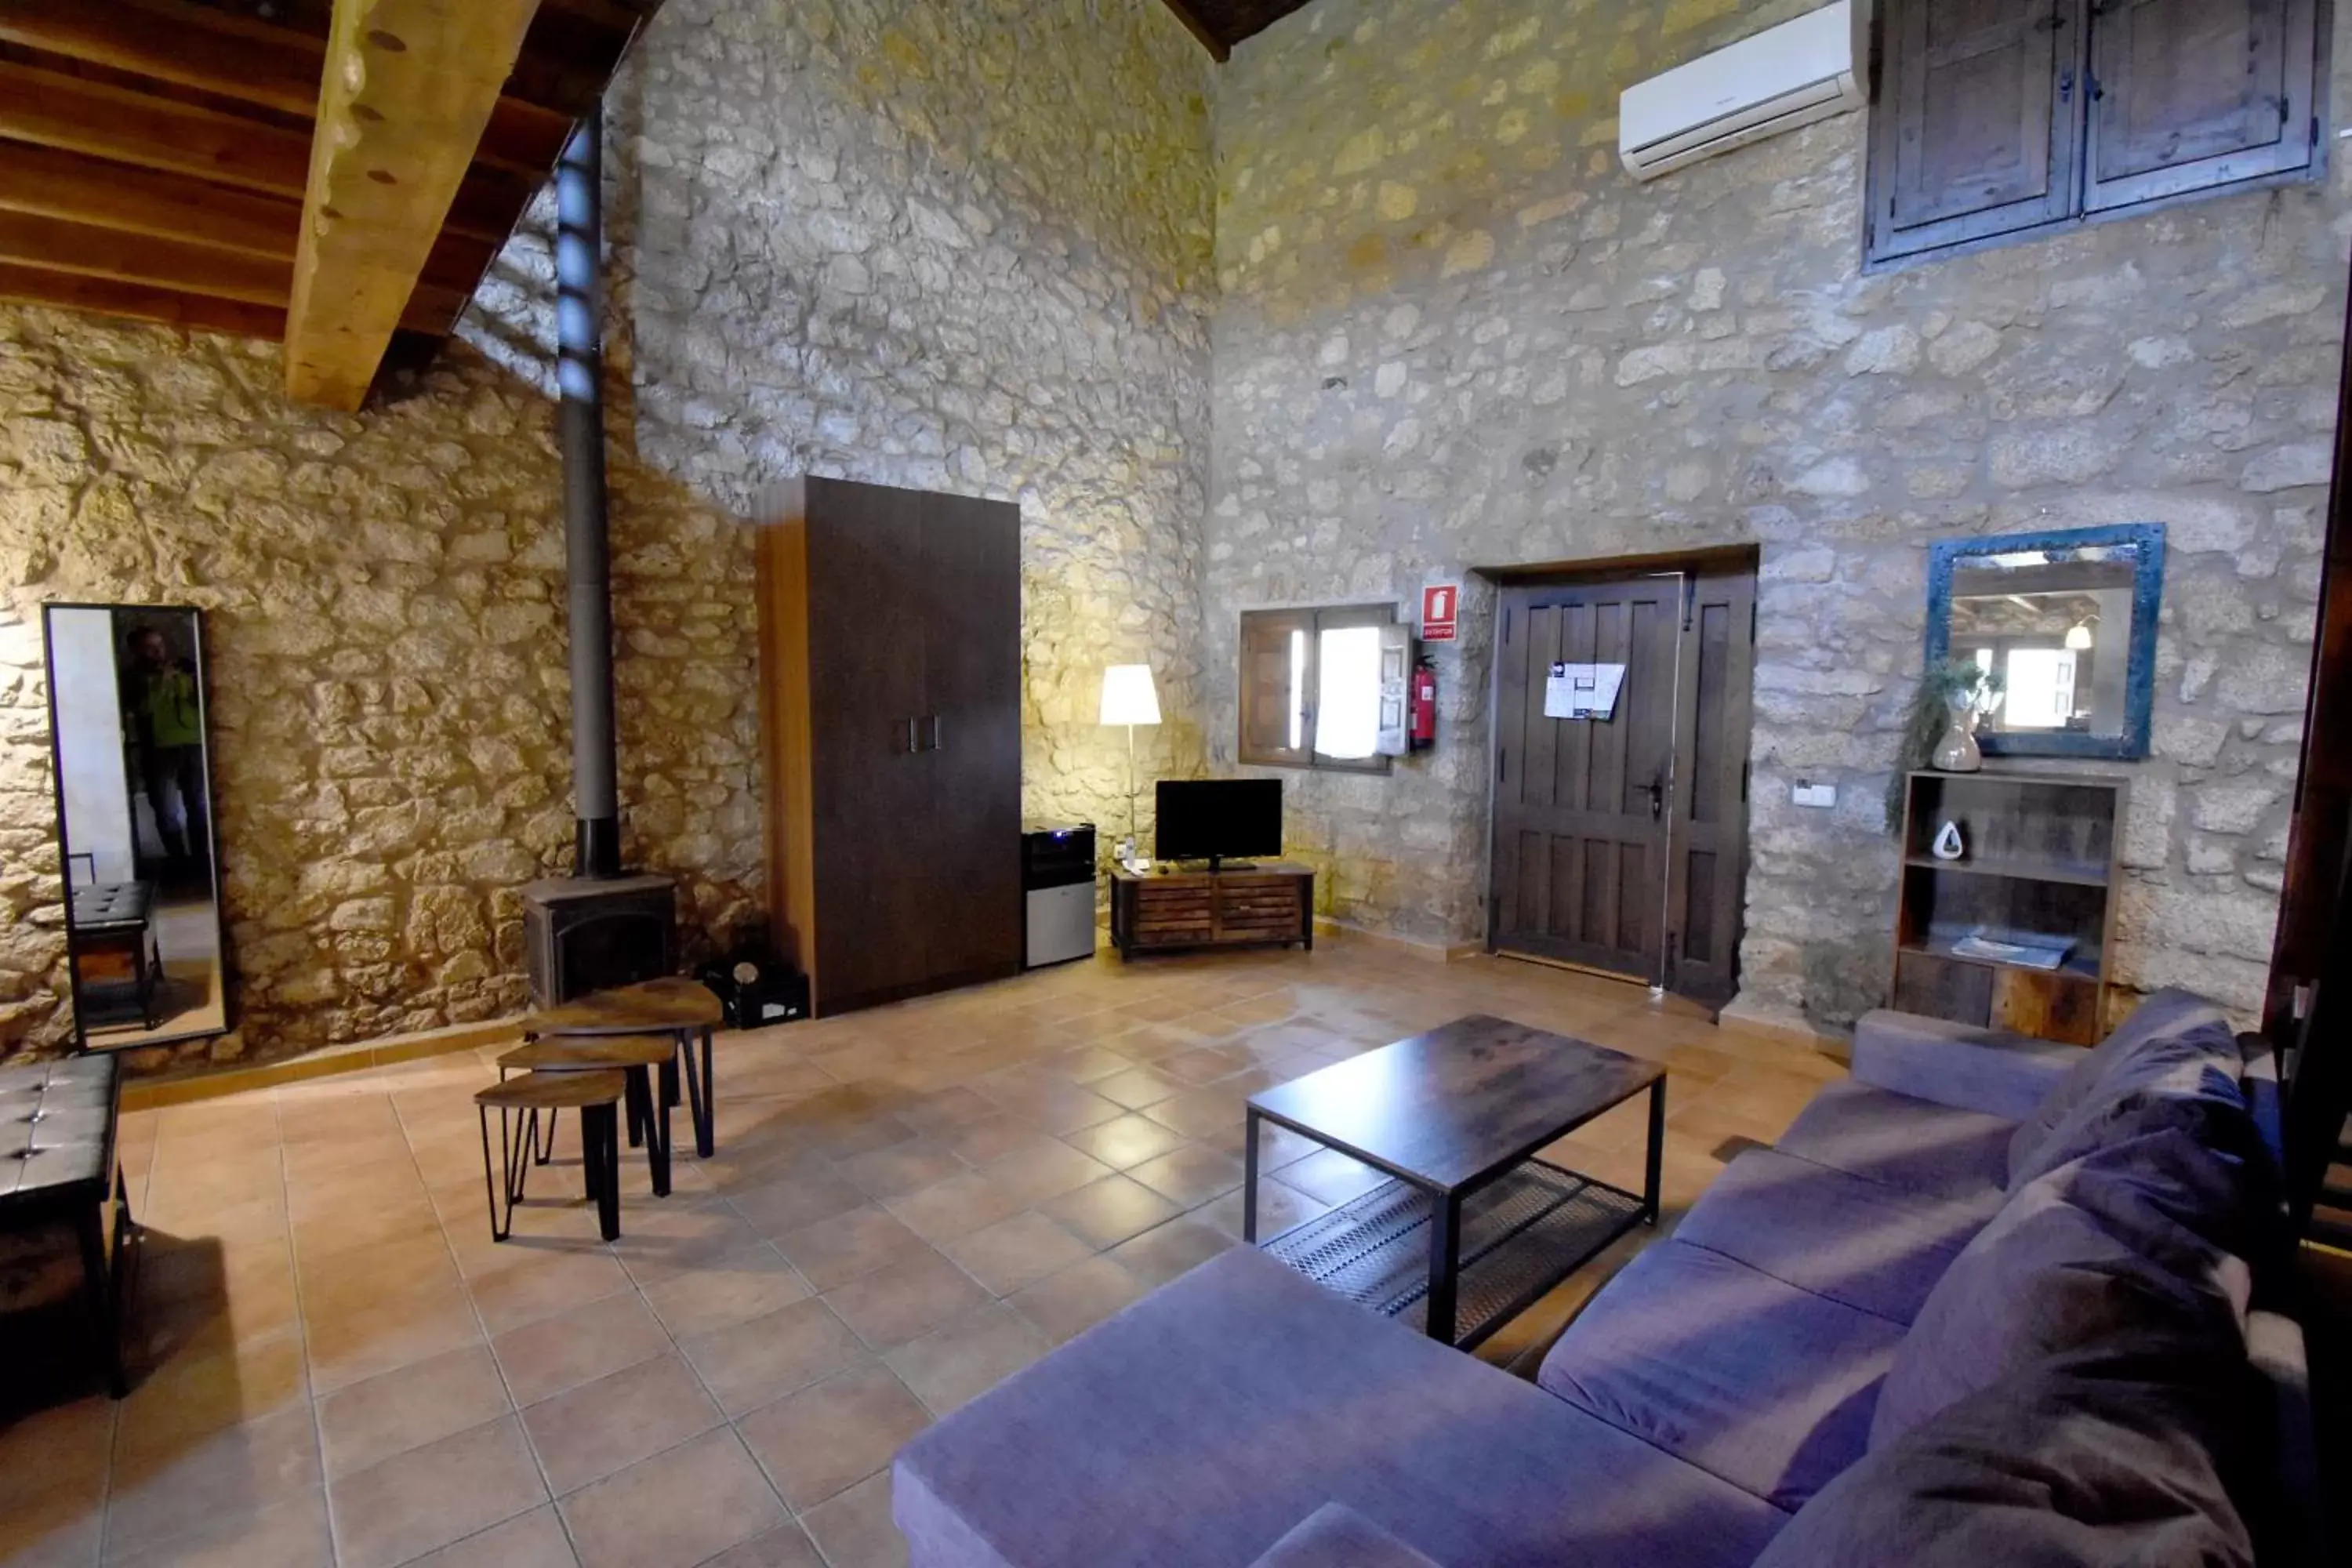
(2008, 990), (2245, 1189)
(1537, 1240), (1904, 1512)
(1754, 1342), (2254, 1568)
(1248, 1504), (1445, 1568)
(1870, 1134), (2250, 1450)
(894, 1246), (1789, 1568)
(1672, 1148), (1993, 1324)
(1772, 1079), (2013, 1204)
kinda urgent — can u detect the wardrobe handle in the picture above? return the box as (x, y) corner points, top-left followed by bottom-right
(903, 718), (919, 753)
(925, 716), (943, 752)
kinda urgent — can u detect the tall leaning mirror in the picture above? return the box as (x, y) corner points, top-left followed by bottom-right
(42, 605), (228, 1051)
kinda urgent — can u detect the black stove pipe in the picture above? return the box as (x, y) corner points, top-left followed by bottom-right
(556, 112), (621, 879)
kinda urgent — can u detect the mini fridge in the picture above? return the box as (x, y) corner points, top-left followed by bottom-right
(1022, 823), (1097, 968)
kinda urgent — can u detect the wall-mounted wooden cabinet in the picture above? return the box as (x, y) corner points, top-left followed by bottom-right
(755, 477), (1022, 1017)
(1867, 0), (2326, 270)
(1891, 769), (2125, 1046)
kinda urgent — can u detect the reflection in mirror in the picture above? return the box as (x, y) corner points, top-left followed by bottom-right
(1926, 526), (2165, 760)
(1948, 549), (2136, 738)
(43, 606), (227, 1051)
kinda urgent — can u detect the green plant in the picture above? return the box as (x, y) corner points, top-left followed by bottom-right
(1884, 659), (2005, 833)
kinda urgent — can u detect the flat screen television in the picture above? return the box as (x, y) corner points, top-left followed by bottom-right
(1155, 779), (1283, 867)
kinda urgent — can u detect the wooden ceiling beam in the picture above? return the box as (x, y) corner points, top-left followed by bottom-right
(0, 209), (457, 332)
(505, 5), (641, 118)
(1159, 1), (1232, 62)
(0, 209), (289, 306)
(0, 62), (314, 197)
(0, 0), (328, 118)
(285, 0), (545, 408)
(0, 143), (302, 259)
(0, 260), (285, 339)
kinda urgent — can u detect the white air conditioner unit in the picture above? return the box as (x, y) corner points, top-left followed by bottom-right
(1620, 0), (1864, 182)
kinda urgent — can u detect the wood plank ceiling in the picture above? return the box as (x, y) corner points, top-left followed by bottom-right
(0, 0), (655, 401)
(1161, 0), (1319, 61)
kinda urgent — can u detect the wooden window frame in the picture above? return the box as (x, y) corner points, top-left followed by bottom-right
(1237, 603), (1396, 775)
(1864, 0), (2332, 275)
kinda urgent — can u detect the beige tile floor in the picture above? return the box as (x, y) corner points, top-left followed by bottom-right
(0, 939), (1845, 1568)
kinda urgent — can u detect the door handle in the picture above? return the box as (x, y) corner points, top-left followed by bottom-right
(924, 716), (943, 752)
(1646, 771), (1665, 822)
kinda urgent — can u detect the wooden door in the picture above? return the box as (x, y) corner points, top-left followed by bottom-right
(2083, 0), (2318, 212)
(1663, 569), (1757, 1004)
(1490, 575), (1685, 982)
(803, 478), (934, 1012)
(917, 493), (1023, 990)
(1867, 0), (2084, 266)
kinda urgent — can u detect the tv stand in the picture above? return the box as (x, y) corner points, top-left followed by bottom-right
(1111, 863), (1313, 960)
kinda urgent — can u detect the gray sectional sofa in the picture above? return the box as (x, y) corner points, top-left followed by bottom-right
(895, 991), (2317, 1567)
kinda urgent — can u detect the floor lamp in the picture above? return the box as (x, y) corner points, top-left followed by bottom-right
(1099, 664), (1160, 867)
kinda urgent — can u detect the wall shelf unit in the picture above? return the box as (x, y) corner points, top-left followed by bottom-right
(1891, 769), (2127, 1047)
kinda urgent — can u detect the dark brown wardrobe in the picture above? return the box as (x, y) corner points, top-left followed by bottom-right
(755, 477), (1022, 1016)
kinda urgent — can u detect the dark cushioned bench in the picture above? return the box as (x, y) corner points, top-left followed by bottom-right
(0, 1054), (135, 1396)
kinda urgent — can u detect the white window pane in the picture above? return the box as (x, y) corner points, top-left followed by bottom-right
(1316, 626), (1382, 760)
(1288, 629), (1306, 751)
(2002, 648), (2076, 730)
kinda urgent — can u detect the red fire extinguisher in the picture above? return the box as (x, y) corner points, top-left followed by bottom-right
(1409, 659), (1438, 751)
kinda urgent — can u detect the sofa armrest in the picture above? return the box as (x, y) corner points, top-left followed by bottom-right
(1850, 1010), (2079, 1121)
(1250, 1504), (1445, 1568)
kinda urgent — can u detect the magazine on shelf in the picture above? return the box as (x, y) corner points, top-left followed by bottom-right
(1949, 930), (2074, 969)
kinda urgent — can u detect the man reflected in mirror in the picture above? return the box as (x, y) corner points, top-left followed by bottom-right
(121, 623), (208, 878)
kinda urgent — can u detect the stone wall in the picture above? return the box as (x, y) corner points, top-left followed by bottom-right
(0, 310), (757, 1065)
(0, 0), (1218, 1067)
(599, 0), (1218, 844)
(1206, 0), (2352, 1031)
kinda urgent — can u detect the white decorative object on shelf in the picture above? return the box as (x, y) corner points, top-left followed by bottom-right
(1931, 821), (1965, 862)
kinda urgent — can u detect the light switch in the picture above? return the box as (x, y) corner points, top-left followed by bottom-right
(1792, 782), (1838, 809)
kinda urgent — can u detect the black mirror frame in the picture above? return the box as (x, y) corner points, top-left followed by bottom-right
(41, 601), (232, 1054)
(1923, 523), (2166, 761)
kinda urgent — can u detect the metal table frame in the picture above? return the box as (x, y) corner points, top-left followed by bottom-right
(1245, 1073), (1664, 1347)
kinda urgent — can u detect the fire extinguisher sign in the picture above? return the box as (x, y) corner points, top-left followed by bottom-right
(1421, 583), (1459, 642)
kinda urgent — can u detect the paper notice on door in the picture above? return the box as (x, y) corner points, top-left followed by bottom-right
(1544, 662), (1626, 720)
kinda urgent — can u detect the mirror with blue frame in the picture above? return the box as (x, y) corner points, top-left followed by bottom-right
(1924, 524), (2165, 760)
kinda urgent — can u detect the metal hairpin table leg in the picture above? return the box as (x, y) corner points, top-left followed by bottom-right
(695, 1025), (716, 1157)
(583, 1103), (621, 1241)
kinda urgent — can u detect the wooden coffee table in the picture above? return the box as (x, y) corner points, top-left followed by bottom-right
(1244, 1014), (1664, 1348)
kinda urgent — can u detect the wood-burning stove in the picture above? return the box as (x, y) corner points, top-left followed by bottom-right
(519, 874), (676, 1010)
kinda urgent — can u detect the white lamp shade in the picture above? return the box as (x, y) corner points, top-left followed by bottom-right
(1099, 664), (1161, 727)
(2064, 622), (2095, 652)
